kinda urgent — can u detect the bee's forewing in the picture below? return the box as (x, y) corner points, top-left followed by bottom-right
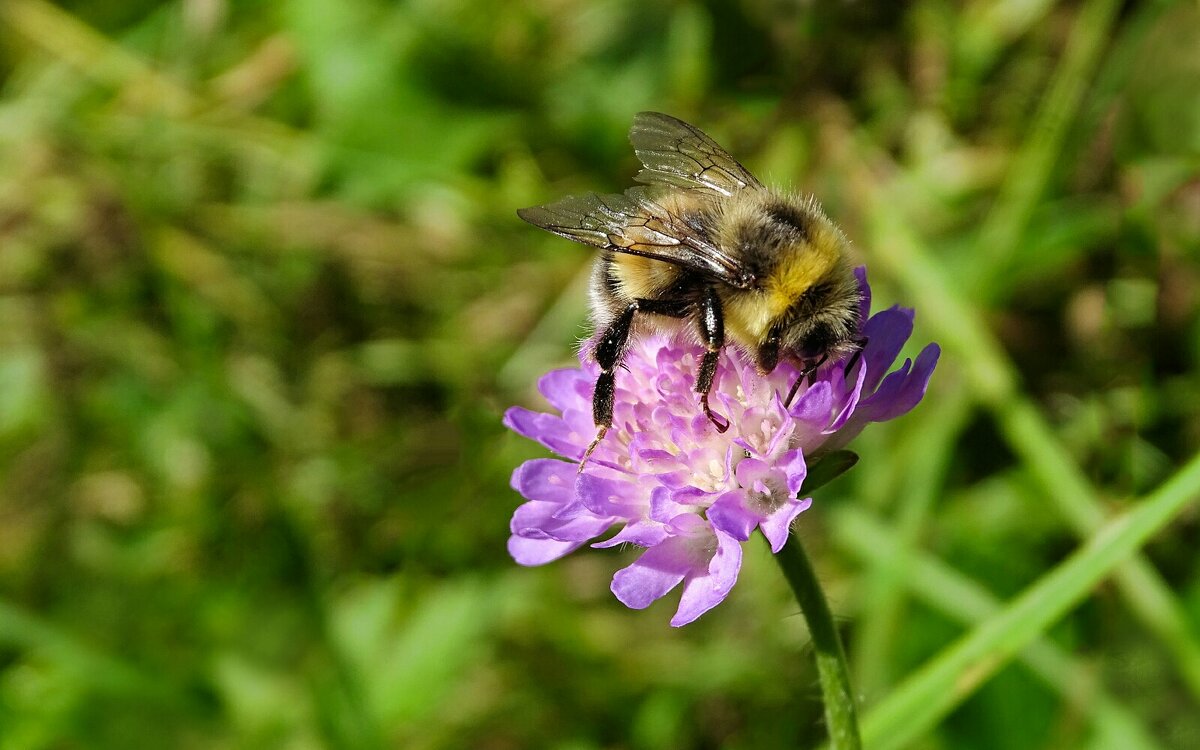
(629, 112), (764, 197)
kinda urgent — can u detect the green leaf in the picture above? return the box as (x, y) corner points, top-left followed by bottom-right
(804, 451), (860, 494)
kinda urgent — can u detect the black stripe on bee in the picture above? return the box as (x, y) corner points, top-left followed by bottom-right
(764, 201), (811, 241)
(600, 253), (623, 296)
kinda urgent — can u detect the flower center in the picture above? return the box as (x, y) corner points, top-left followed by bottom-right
(746, 475), (788, 514)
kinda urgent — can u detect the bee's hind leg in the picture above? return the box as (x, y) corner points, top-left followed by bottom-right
(582, 306), (633, 470)
(582, 297), (690, 469)
(695, 287), (730, 433)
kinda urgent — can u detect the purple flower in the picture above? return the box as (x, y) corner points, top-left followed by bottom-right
(504, 269), (939, 626)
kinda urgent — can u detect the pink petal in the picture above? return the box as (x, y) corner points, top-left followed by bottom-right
(508, 535), (587, 566)
(510, 459), (575, 504)
(707, 491), (759, 541)
(670, 529), (743, 626)
(503, 407), (586, 460)
(592, 519), (669, 549)
(610, 540), (691, 610)
(537, 368), (594, 412)
(776, 448), (808, 495)
(759, 496), (812, 552)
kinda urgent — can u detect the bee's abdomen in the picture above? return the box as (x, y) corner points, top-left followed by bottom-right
(589, 251), (696, 332)
(606, 252), (686, 301)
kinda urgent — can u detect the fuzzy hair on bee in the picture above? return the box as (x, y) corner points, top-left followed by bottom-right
(518, 112), (865, 465)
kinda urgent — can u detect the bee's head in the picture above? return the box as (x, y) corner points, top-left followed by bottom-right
(718, 193), (864, 373)
(755, 270), (863, 373)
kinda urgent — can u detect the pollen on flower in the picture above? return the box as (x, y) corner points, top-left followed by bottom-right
(503, 268), (939, 626)
(707, 459), (724, 480)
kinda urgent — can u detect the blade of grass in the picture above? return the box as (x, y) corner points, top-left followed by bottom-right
(1, 0), (194, 110)
(858, 177), (1200, 700)
(835, 507), (1165, 750)
(968, 0), (1122, 290)
(845, 451), (1200, 750)
(854, 381), (972, 701)
(0, 598), (195, 708)
(1, 0), (308, 148)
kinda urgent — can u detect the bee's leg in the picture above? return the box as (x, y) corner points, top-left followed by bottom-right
(843, 335), (869, 377)
(804, 354), (829, 385)
(582, 298), (690, 468)
(783, 353), (830, 408)
(582, 305), (634, 467)
(695, 287), (730, 433)
(783, 375), (804, 408)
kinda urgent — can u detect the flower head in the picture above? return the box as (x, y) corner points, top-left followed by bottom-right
(504, 269), (939, 626)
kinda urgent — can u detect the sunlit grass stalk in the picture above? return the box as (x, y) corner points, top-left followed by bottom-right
(858, 185), (1200, 701)
(0, 600), (160, 699)
(853, 383), (971, 700)
(969, 0), (1121, 287)
(835, 508), (1165, 750)
(774, 534), (861, 750)
(1, 0), (306, 146)
(845, 451), (1200, 750)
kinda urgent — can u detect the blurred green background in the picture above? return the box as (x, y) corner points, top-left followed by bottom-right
(1, 0), (1199, 748)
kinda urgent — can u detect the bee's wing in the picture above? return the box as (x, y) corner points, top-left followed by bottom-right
(629, 112), (764, 197)
(517, 189), (754, 288)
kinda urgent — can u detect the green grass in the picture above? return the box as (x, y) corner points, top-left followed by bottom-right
(1, 1), (1198, 748)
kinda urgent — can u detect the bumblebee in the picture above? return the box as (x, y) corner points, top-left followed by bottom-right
(518, 112), (864, 462)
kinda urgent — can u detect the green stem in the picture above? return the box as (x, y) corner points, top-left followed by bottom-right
(774, 534), (861, 750)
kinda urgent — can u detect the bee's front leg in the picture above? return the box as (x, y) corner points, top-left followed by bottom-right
(843, 335), (869, 377)
(695, 286), (729, 433)
(783, 353), (830, 408)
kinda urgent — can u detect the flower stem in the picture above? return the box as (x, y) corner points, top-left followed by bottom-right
(774, 534), (861, 750)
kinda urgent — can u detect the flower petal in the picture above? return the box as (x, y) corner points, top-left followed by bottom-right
(610, 538), (692, 610)
(707, 491), (759, 541)
(511, 459), (576, 504)
(759, 496), (812, 552)
(670, 528), (742, 626)
(862, 343), (941, 422)
(828, 355), (867, 432)
(511, 499), (614, 543)
(503, 407), (586, 460)
(776, 448), (807, 496)
(854, 266), (871, 324)
(575, 472), (644, 517)
(508, 535), (587, 566)
(592, 519), (669, 549)
(791, 380), (833, 427)
(537, 368), (593, 412)
(861, 306), (915, 392)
